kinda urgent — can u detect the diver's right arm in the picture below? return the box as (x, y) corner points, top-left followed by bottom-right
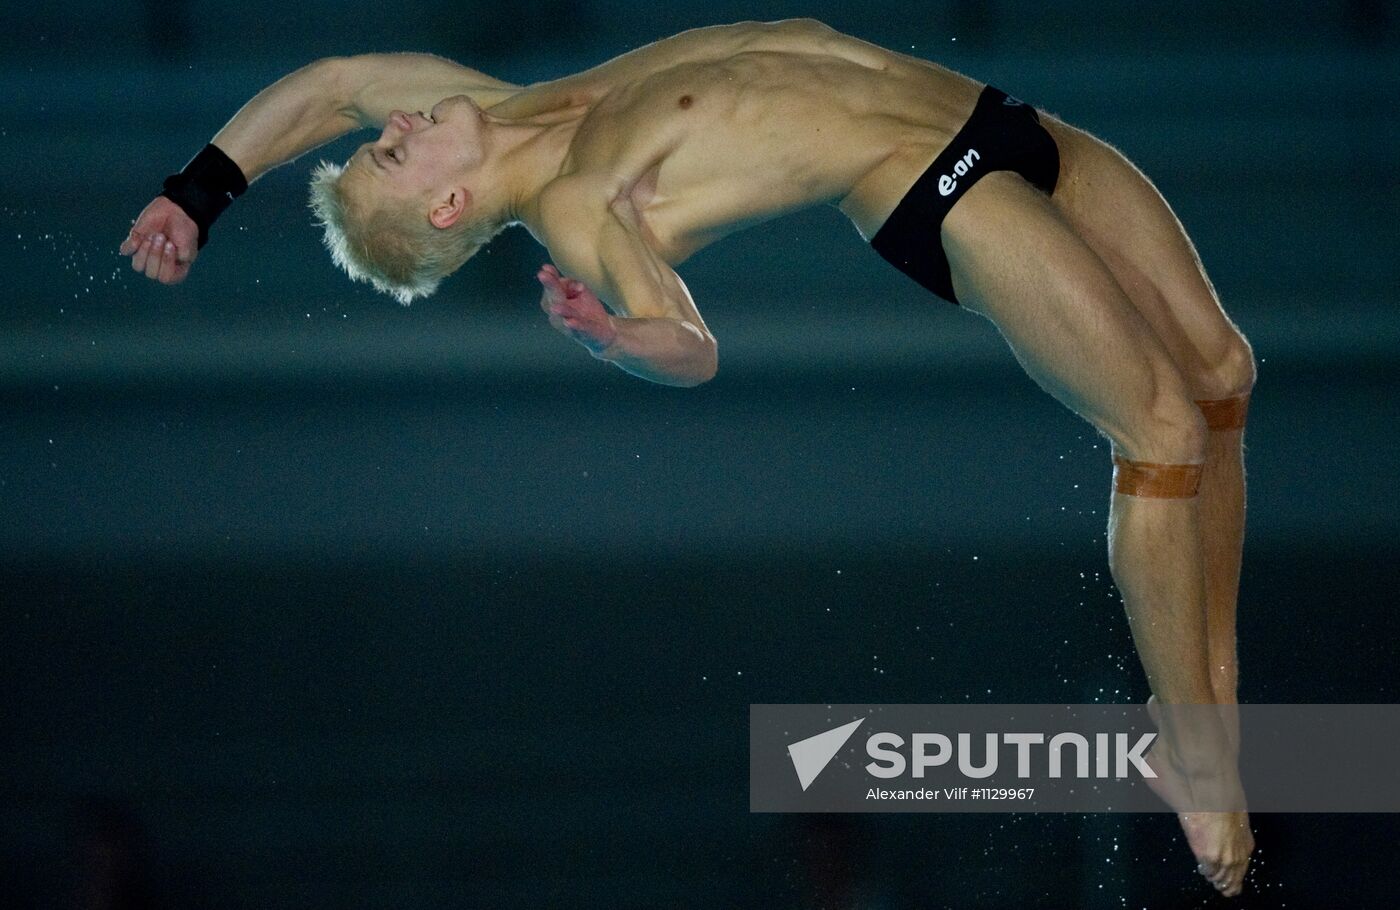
(214, 54), (519, 181)
(119, 55), (518, 284)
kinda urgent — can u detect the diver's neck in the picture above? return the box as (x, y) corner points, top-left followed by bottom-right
(486, 118), (577, 231)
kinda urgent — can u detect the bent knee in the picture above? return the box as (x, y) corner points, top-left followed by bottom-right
(1189, 331), (1257, 402)
(1108, 390), (1209, 465)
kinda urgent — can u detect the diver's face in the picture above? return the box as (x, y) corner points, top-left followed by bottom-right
(351, 95), (486, 199)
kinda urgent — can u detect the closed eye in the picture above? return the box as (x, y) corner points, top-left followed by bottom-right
(360, 145), (386, 171)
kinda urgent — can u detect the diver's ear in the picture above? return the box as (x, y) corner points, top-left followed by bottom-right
(430, 188), (471, 229)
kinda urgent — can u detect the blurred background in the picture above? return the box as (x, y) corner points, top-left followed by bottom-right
(2, 1), (1398, 907)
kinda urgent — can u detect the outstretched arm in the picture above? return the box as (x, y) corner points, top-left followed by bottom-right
(213, 54), (519, 181)
(539, 209), (717, 388)
(120, 54), (519, 284)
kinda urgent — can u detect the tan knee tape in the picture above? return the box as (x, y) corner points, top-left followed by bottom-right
(1194, 392), (1251, 431)
(1112, 455), (1203, 498)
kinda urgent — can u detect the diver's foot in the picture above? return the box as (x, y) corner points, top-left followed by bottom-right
(1178, 810), (1254, 897)
(1143, 696), (1254, 897)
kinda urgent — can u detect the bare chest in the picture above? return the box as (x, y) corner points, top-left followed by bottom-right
(565, 54), (942, 263)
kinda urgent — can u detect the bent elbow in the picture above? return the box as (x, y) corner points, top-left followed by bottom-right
(676, 372), (715, 389)
(309, 56), (354, 106)
(773, 17), (834, 36)
(681, 342), (718, 387)
(699, 338), (719, 383)
(309, 55), (350, 81)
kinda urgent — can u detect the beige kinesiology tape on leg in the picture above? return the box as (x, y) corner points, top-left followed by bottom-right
(1193, 392), (1251, 431)
(1109, 393), (1250, 497)
(1112, 455), (1204, 498)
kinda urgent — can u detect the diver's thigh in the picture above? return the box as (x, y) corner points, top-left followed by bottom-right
(942, 172), (1201, 461)
(1043, 118), (1248, 385)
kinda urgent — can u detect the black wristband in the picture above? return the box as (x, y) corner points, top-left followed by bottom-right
(159, 144), (248, 250)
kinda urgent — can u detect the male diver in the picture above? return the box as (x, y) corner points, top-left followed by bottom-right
(120, 20), (1257, 895)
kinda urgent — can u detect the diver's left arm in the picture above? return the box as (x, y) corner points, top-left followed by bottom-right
(540, 216), (717, 388)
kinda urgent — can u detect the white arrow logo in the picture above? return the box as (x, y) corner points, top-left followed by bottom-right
(787, 717), (866, 791)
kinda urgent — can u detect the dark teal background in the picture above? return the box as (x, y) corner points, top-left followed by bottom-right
(2, 1), (1398, 906)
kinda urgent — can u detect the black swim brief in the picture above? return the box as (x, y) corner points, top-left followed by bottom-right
(870, 85), (1061, 305)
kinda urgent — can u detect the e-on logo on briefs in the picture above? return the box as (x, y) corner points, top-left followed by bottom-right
(937, 149), (981, 196)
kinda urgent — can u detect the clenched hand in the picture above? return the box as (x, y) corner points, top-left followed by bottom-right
(119, 197), (199, 285)
(537, 263), (617, 357)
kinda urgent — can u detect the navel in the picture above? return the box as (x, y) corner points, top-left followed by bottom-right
(677, 94), (693, 109)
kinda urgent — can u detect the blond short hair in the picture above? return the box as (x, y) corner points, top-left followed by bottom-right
(307, 160), (505, 305)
